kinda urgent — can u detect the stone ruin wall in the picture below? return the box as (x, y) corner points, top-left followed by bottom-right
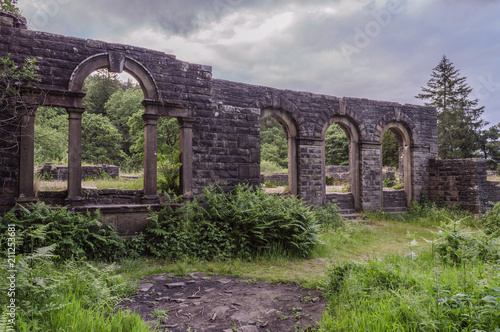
(0, 11), (446, 215)
(429, 159), (500, 214)
(37, 163), (119, 181)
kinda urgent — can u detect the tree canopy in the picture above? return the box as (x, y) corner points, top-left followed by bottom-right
(416, 55), (498, 162)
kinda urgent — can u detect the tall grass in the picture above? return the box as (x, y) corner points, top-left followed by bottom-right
(319, 217), (500, 332)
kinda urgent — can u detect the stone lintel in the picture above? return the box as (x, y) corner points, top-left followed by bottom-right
(21, 88), (86, 108)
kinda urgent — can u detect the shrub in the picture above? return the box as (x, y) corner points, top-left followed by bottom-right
(313, 202), (345, 231)
(143, 184), (320, 260)
(157, 151), (181, 194)
(260, 159), (287, 174)
(0, 243), (148, 331)
(383, 178), (394, 188)
(0, 203), (127, 261)
(483, 201), (500, 236)
(434, 219), (499, 265)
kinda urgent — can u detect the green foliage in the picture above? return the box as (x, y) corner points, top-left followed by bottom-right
(260, 116), (288, 169)
(0, 202), (127, 261)
(0, 0), (19, 13)
(143, 184), (320, 260)
(105, 88), (144, 154)
(416, 55), (494, 160)
(128, 114), (179, 170)
(0, 54), (38, 99)
(482, 201), (500, 235)
(382, 130), (399, 167)
(82, 69), (122, 116)
(383, 178), (394, 188)
(312, 202), (345, 231)
(325, 124), (349, 166)
(82, 112), (126, 165)
(321, 252), (500, 331)
(34, 107), (68, 165)
(434, 219), (499, 265)
(260, 159), (288, 174)
(157, 150), (181, 194)
(0, 242), (149, 331)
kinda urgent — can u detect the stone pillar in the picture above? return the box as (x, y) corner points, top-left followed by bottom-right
(298, 138), (323, 205)
(403, 143), (412, 205)
(18, 109), (37, 203)
(178, 117), (194, 198)
(288, 136), (298, 196)
(142, 113), (160, 204)
(350, 139), (361, 211)
(360, 142), (382, 211)
(412, 145), (432, 202)
(66, 107), (85, 204)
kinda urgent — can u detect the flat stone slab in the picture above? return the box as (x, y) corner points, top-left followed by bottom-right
(138, 283), (154, 292)
(165, 282), (186, 289)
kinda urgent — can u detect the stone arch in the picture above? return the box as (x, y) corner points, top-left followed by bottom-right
(321, 115), (361, 209)
(64, 53), (163, 202)
(374, 107), (418, 143)
(260, 108), (298, 196)
(380, 121), (413, 206)
(68, 53), (159, 101)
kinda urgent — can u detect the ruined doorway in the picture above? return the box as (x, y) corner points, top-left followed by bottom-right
(381, 123), (412, 211)
(259, 109), (298, 196)
(322, 117), (360, 210)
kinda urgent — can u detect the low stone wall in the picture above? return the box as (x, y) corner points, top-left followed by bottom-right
(325, 192), (354, 211)
(260, 173), (288, 185)
(428, 158), (500, 213)
(487, 170), (499, 177)
(38, 163), (119, 181)
(262, 166), (397, 185)
(37, 189), (143, 206)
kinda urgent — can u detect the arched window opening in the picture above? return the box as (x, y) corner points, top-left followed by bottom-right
(321, 117), (360, 211)
(381, 123), (412, 211)
(382, 129), (403, 190)
(325, 123), (350, 193)
(260, 116), (289, 194)
(79, 69), (144, 191)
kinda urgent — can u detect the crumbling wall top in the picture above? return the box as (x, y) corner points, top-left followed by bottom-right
(0, 11), (27, 29)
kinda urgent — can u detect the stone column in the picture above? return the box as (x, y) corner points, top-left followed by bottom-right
(178, 117), (194, 198)
(288, 136), (298, 196)
(349, 138), (361, 211)
(142, 113), (160, 204)
(403, 143), (412, 205)
(360, 142), (383, 211)
(18, 109), (37, 203)
(66, 107), (85, 205)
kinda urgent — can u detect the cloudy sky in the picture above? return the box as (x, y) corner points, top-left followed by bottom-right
(17, 0), (500, 125)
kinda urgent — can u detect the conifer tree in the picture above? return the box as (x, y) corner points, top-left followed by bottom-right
(416, 55), (488, 159)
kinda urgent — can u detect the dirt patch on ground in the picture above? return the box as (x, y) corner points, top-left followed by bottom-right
(120, 273), (326, 332)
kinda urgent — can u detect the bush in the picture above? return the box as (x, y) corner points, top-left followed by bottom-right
(483, 201), (500, 236)
(143, 184), (320, 260)
(260, 159), (287, 174)
(434, 219), (499, 265)
(157, 151), (181, 194)
(313, 202), (345, 231)
(0, 203), (127, 262)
